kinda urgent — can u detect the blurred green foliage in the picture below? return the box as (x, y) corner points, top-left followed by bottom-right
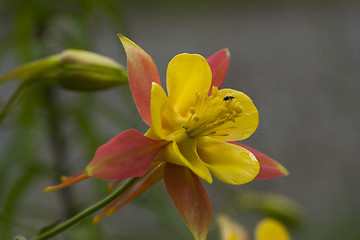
(0, 0), (129, 61)
(0, 0), (132, 239)
(236, 191), (303, 228)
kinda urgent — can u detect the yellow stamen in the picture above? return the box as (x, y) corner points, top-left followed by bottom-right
(183, 87), (243, 138)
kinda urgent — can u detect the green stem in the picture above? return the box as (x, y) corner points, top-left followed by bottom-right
(0, 81), (29, 124)
(32, 177), (138, 240)
(0, 55), (59, 84)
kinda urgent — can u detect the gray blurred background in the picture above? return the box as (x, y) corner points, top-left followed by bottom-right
(1, 0), (360, 239)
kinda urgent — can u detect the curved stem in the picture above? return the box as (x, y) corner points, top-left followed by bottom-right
(0, 81), (29, 125)
(32, 177), (139, 240)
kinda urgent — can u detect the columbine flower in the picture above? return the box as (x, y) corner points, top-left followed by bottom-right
(45, 36), (288, 240)
(217, 215), (290, 240)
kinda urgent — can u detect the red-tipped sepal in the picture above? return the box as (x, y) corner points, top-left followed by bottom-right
(207, 48), (230, 89)
(119, 35), (161, 126)
(86, 129), (164, 180)
(232, 143), (289, 179)
(164, 163), (212, 240)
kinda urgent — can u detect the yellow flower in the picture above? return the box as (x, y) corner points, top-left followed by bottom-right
(45, 36), (288, 240)
(217, 215), (290, 240)
(143, 53), (260, 185)
(255, 218), (290, 240)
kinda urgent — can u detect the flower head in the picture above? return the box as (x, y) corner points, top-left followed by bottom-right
(45, 36), (288, 240)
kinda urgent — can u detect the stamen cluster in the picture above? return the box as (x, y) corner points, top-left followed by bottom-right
(183, 87), (243, 138)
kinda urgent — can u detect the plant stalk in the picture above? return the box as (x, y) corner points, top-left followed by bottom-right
(32, 177), (138, 240)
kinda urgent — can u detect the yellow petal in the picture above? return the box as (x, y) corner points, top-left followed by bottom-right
(255, 218), (290, 240)
(145, 82), (185, 141)
(211, 88), (259, 141)
(156, 136), (212, 183)
(216, 214), (250, 240)
(166, 53), (212, 117)
(197, 137), (259, 185)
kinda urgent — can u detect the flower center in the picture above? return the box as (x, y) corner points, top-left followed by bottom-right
(183, 87), (243, 138)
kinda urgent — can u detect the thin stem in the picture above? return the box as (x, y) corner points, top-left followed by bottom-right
(0, 55), (59, 84)
(32, 177), (139, 240)
(0, 81), (29, 124)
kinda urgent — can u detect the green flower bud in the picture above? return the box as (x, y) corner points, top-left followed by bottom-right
(49, 49), (127, 91)
(0, 49), (128, 91)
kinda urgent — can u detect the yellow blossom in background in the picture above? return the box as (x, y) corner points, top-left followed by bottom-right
(255, 218), (290, 240)
(217, 214), (290, 240)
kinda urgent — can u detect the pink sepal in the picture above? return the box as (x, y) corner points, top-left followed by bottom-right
(231, 143), (289, 179)
(207, 49), (230, 89)
(119, 35), (161, 126)
(87, 129), (164, 180)
(164, 163), (212, 240)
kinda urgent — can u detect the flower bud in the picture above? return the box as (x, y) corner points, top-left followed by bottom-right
(52, 49), (127, 91)
(0, 49), (128, 91)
